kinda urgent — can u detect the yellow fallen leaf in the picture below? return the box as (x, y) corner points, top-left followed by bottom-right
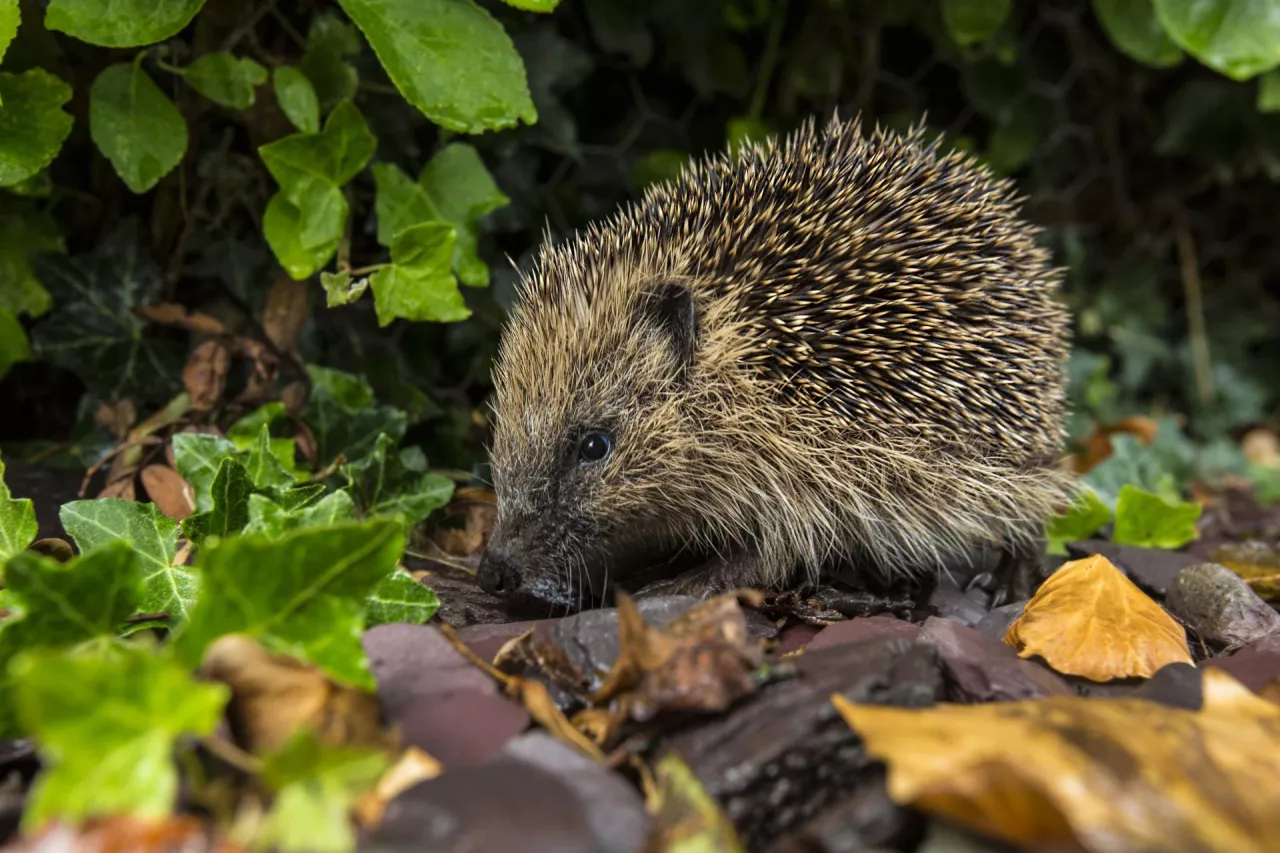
(641, 753), (746, 853)
(831, 668), (1280, 853)
(1003, 554), (1192, 680)
(353, 747), (443, 827)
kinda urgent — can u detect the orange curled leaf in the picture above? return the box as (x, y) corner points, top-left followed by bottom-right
(1004, 554), (1192, 681)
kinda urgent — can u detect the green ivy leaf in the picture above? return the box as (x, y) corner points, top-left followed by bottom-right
(243, 425), (297, 492)
(1154, 0), (1280, 80)
(1259, 69), (1280, 111)
(89, 60), (189, 194)
(273, 67), (321, 133)
(302, 366), (408, 466)
(0, 203), (63, 318)
(372, 163), (437, 246)
(419, 143), (508, 287)
(259, 730), (389, 853)
(941, 0), (1011, 46)
(0, 310), (30, 381)
(180, 458), (253, 545)
(321, 270), (368, 307)
(298, 13), (361, 111)
(44, 0), (207, 48)
(177, 53), (268, 109)
(0, 456), (37, 564)
(244, 489), (356, 538)
(500, 0), (559, 10)
(28, 220), (183, 403)
(175, 519), (405, 688)
(632, 149), (690, 189)
(171, 433), (240, 513)
(0, 1), (19, 85)
(369, 222), (469, 326)
(227, 404), (300, 478)
(343, 434), (454, 528)
(14, 644), (228, 831)
(1045, 488), (1113, 556)
(0, 70), (75, 187)
(1111, 484), (1202, 550)
(335, 0), (537, 133)
(259, 100), (376, 280)
(366, 568), (439, 627)
(726, 116), (771, 154)
(58, 499), (196, 621)
(1092, 0), (1184, 67)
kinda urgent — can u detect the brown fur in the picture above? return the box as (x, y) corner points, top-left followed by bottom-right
(482, 113), (1075, 608)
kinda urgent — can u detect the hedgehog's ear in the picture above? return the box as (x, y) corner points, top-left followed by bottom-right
(639, 281), (697, 376)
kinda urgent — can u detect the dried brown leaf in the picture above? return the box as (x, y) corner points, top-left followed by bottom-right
(1075, 416), (1159, 474)
(140, 464), (195, 521)
(428, 487), (497, 561)
(93, 399), (136, 439)
(262, 274), (309, 353)
(138, 303), (228, 336)
(1004, 554), (1193, 681)
(833, 668), (1280, 853)
(352, 747), (444, 828)
(200, 635), (392, 756)
(28, 538), (74, 563)
(184, 339), (231, 413)
(97, 475), (136, 501)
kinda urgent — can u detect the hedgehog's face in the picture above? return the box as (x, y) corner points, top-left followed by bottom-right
(479, 277), (702, 612)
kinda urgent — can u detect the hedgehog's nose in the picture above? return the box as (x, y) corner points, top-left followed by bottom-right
(477, 549), (522, 598)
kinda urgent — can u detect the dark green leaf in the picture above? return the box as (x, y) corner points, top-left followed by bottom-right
(726, 116), (771, 154)
(258, 730), (389, 853)
(1259, 69), (1280, 111)
(419, 143), (508, 287)
(0, 70), (74, 187)
(372, 163), (438, 246)
(175, 519), (405, 688)
(0, 310), (30, 381)
(13, 644), (227, 829)
(263, 194), (342, 281)
(244, 489), (355, 538)
(243, 425), (297, 491)
(632, 149), (690, 189)
(27, 220), (183, 402)
(942, 0), (1011, 46)
(336, 0), (537, 133)
(58, 499), (196, 620)
(1092, 0), (1183, 67)
(1154, 0), (1280, 80)
(45, 0), (207, 47)
(302, 366), (408, 465)
(180, 458), (253, 545)
(1111, 484), (1202, 550)
(273, 67), (320, 133)
(321, 270), (369, 307)
(0, 456), (37, 564)
(298, 13), (361, 110)
(171, 433), (240, 513)
(277, 484), (328, 512)
(178, 52), (268, 109)
(89, 60), (188, 194)
(0, 203), (63, 318)
(369, 223), (469, 326)
(366, 569), (439, 627)
(343, 433), (454, 527)
(1045, 489), (1113, 556)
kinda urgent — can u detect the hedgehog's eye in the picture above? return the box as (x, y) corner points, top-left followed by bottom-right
(578, 431), (612, 463)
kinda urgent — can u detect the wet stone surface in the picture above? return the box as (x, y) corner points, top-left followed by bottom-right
(1165, 562), (1280, 649)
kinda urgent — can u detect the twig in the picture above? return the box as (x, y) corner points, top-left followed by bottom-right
(165, 128), (236, 286)
(1175, 217), (1213, 406)
(218, 0), (277, 54)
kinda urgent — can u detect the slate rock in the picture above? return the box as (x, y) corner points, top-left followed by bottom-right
(927, 575), (990, 627)
(361, 758), (597, 853)
(454, 619), (555, 664)
(426, 574), (530, 627)
(1209, 633), (1280, 692)
(807, 615), (921, 652)
(775, 623), (822, 656)
(1165, 562), (1280, 648)
(973, 601), (1027, 642)
(917, 616), (1071, 702)
(1065, 539), (1202, 599)
(505, 732), (650, 853)
(362, 624), (495, 720)
(655, 637), (942, 849)
(765, 773), (922, 853)
(1130, 662), (1203, 711)
(397, 689), (530, 766)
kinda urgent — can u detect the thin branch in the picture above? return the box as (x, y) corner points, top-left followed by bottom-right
(1176, 217), (1213, 406)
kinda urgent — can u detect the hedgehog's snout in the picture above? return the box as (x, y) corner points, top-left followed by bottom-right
(477, 545), (523, 597)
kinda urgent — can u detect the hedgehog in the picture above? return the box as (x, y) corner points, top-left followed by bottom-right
(476, 113), (1075, 611)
